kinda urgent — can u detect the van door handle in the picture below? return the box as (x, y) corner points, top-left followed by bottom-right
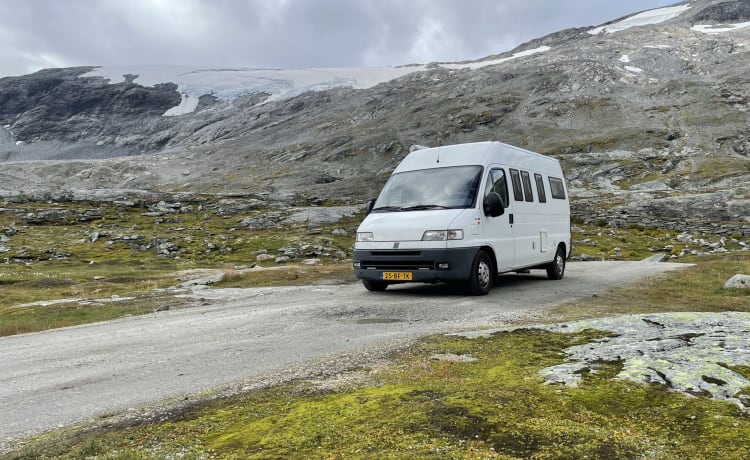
(509, 213), (514, 225)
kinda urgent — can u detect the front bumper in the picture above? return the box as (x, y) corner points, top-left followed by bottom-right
(353, 247), (480, 283)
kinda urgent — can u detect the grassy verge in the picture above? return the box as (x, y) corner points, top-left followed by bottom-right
(0, 199), (358, 336)
(6, 254), (750, 459)
(549, 254), (750, 321)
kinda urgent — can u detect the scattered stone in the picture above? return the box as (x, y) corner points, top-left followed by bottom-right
(281, 206), (358, 226)
(724, 274), (750, 289)
(539, 312), (750, 409)
(178, 272), (225, 288)
(256, 253), (274, 262)
(572, 253), (600, 261)
(275, 256), (291, 264)
(629, 180), (672, 191)
(641, 253), (670, 263)
(332, 228), (348, 236)
(240, 215), (281, 230)
(430, 353), (478, 363)
(302, 258), (321, 266)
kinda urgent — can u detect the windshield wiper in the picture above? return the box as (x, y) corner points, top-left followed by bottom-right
(402, 204), (451, 211)
(371, 206), (404, 212)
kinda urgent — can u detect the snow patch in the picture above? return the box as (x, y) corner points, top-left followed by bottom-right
(625, 66), (644, 73)
(163, 92), (200, 117)
(84, 48), (551, 117)
(589, 5), (691, 35)
(619, 54), (631, 63)
(439, 46), (551, 70)
(692, 21), (750, 34)
(85, 65), (426, 116)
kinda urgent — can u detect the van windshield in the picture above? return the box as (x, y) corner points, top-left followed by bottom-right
(372, 165), (483, 212)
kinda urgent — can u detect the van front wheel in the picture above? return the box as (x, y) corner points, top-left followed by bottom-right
(362, 279), (389, 291)
(467, 250), (493, 296)
(546, 246), (566, 280)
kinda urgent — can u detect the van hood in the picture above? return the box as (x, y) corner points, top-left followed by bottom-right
(357, 209), (467, 242)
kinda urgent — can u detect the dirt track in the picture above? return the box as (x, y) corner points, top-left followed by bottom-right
(0, 261), (689, 446)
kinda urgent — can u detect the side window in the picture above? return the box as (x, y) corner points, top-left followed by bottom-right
(549, 177), (566, 199)
(509, 169), (523, 201)
(484, 168), (509, 207)
(520, 171), (534, 202)
(535, 173), (547, 203)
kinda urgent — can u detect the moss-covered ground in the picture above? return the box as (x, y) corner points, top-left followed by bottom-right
(9, 326), (750, 459)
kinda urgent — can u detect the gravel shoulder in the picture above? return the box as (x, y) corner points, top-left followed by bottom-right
(0, 260), (689, 447)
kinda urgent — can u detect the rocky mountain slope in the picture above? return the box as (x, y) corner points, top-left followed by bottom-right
(1, 0), (749, 233)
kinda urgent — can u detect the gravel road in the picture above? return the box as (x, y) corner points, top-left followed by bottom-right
(0, 261), (689, 446)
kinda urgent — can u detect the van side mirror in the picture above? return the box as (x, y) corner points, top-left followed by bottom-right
(364, 199), (376, 215)
(483, 192), (505, 217)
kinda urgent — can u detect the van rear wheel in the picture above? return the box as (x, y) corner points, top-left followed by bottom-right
(362, 279), (388, 291)
(467, 250), (493, 295)
(546, 246), (566, 280)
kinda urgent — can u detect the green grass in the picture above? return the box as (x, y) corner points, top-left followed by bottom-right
(549, 254), (750, 321)
(571, 222), (748, 261)
(694, 156), (750, 183)
(11, 327), (750, 459)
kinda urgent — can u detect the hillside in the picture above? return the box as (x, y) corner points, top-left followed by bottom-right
(0, 0), (749, 234)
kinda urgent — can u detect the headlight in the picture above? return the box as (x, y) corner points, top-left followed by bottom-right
(422, 230), (446, 241)
(356, 232), (374, 242)
(422, 230), (464, 241)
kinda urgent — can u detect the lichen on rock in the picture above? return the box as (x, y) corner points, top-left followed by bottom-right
(540, 312), (750, 409)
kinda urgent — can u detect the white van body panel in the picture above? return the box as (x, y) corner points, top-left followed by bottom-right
(353, 141), (571, 292)
(357, 209), (468, 245)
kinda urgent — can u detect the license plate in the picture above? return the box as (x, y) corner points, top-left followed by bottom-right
(381, 271), (413, 281)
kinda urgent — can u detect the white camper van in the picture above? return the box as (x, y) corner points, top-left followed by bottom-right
(353, 141), (571, 295)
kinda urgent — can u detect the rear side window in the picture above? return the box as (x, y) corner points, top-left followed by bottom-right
(535, 173), (547, 203)
(520, 171), (534, 202)
(509, 169), (523, 201)
(548, 177), (566, 199)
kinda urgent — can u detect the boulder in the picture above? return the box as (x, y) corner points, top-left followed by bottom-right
(724, 274), (750, 289)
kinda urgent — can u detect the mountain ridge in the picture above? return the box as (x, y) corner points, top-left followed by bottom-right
(0, 0), (748, 232)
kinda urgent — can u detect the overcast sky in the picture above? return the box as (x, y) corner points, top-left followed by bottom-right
(0, 0), (678, 78)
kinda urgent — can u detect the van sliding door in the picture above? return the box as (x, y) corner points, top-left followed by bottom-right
(482, 168), (515, 271)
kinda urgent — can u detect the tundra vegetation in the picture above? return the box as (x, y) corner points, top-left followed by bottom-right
(2, 198), (750, 459)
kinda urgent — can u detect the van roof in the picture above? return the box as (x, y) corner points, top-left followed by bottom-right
(395, 141), (560, 174)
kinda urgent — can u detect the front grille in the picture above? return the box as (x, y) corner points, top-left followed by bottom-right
(361, 259), (435, 270)
(359, 251), (434, 270)
(370, 251), (421, 257)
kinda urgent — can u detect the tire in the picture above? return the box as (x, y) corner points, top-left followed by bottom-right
(362, 279), (388, 291)
(546, 246), (566, 280)
(467, 250), (493, 296)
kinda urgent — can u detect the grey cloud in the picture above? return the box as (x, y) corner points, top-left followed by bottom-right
(0, 0), (677, 78)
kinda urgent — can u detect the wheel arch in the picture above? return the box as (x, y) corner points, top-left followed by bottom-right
(479, 245), (498, 277)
